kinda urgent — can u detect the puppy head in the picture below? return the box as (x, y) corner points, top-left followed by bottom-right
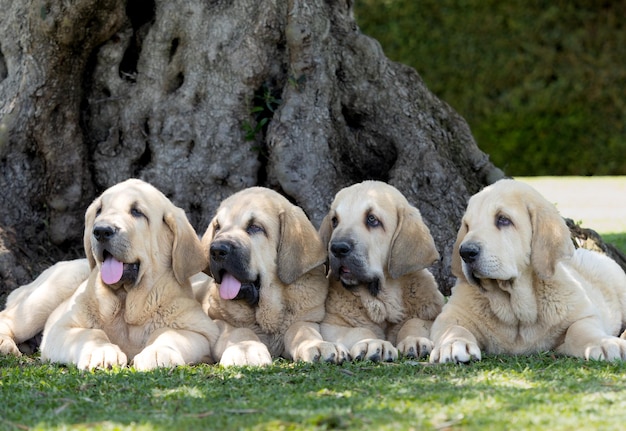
(320, 181), (438, 294)
(202, 187), (325, 304)
(84, 179), (206, 289)
(453, 179), (574, 287)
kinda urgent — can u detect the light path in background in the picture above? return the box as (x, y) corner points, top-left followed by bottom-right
(517, 176), (626, 234)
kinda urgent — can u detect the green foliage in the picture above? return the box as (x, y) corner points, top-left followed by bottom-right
(603, 232), (626, 254)
(2, 354), (626, 430)
(355, 0), (626, 175)
(243, 83), (282, 142)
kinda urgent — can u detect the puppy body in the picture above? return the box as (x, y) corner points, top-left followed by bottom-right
(430, 179), (626, 363)
(196, 187), (349, 366)
(319, 181), (444, 361)
(0, 179), (219, 370)
(0, 259), (91, 356)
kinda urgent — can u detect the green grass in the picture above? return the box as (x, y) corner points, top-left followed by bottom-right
(603, 233), (626, 255)
(2, 354), (626, 430)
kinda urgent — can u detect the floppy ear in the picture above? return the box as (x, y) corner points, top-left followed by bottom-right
(277, 206), (327, 285)
(83, 198), (99, 270)
(528, 200), (574, 279)
(200, 217), (218, 275)
(318, 213), (333, 249)
(450, 220), (468, 281)
(164, 207), (208, 285)
(388, 205), (440, 279)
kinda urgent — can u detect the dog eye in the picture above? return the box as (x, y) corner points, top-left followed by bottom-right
(496, 215), (512, 228)
(247, 224), (265, 235)
(130, 207), (145, 218)
(95, 206), (102, 217)
(331, 217), (338, 228)
(213, 221), (220, 232)
(366, 214), (380, 228)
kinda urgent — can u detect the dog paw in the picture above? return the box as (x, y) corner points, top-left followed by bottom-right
(220, 341), (273, 366)
(295, 340), (350, 364)
(350, 339), (398, 362)
(0, 335), (21, 356)
(584, 337), (626, 361)
(77, 344), (128, 370)
(397, 336), (434, 359)
(133, 346), (185, 371)
(430, 339), (481, 363)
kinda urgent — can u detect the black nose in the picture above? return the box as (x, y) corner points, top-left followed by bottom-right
(92, 224), (116, 243)
(330, 240), (352, 258)
(459, 243), (481, 263)
(210, 241), (232, 262)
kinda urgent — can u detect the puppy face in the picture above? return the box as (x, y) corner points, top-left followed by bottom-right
(453, 179), (574, 288)
(320, 181), (439, 296)
(84, 179), (206, 290)
(202, 187), (326, 306)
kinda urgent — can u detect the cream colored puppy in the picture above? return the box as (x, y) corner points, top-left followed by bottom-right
(0, 179), (219, 370)
(0, 259), (91, 356)
(430, 179), (626, 363)
(194, 187), (349, 366)
(319, 181), (444, 361)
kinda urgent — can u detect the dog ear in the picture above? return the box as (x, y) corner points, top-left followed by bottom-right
(200, 217), (218, 275)
(528, 200), (574, 279)
(277, 206), (327, 285)
(450, 220), (468, 281)
(318, 213), (332, 249)
(83, 198), (99, 270)
(164, 207), (208, 285)
(388, 205), (439, 279)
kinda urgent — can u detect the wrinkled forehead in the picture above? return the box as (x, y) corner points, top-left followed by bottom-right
(98, 181), (166, 213)
(464, 185), (528, 225)
(215, 189), (282, 229)
(332, 184), (402, 217)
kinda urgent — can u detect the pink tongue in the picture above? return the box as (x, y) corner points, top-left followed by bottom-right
(219, 273), (242, 300)
(101, 256), (124, 285)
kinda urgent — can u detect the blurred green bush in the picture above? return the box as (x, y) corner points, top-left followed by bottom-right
(355, 0), (626, 175)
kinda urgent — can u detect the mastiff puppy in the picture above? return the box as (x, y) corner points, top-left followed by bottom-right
(319, 181), (444, 361)
(193, 187), (349, 366)
(430, 179), (626, 363)
(0, 179), (219, 370)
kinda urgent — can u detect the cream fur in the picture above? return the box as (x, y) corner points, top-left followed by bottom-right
(194, 187), (349, 366)
(0, 179), (219, 370)
(319, 181), (444, 361)
(430, 179), (626, 363)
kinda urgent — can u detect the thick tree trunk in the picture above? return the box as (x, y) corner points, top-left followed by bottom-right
(0, 0), (505, 301)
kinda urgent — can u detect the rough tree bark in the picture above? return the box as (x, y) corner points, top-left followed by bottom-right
(2, 0), (506, 302)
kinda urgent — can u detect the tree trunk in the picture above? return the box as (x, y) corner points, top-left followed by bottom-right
(0, 0), (505, 301)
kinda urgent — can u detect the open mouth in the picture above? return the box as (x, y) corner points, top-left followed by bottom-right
(337, 265), (364, 287)
(338, 265), (352, 279)
(100, 251), (139, 286)
(218, 271), (261, 306)
(335, 265), (380, 296)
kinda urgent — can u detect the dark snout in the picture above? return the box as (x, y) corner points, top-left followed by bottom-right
(93, 223), (118, 243)
(459, 242), (481, 264)
(210, 240), (233, 263)
(330, 238), (355, 258)
(208, 237), (251, 284)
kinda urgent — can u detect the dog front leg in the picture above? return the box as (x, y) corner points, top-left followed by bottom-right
(134, 328), (215, 370)
(284, 321), (349, 364)
(320, 322), (397, 362)
(395, 317), (434, 359)
(213, 320), (272, 366)
(558, 317), (626, 361)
